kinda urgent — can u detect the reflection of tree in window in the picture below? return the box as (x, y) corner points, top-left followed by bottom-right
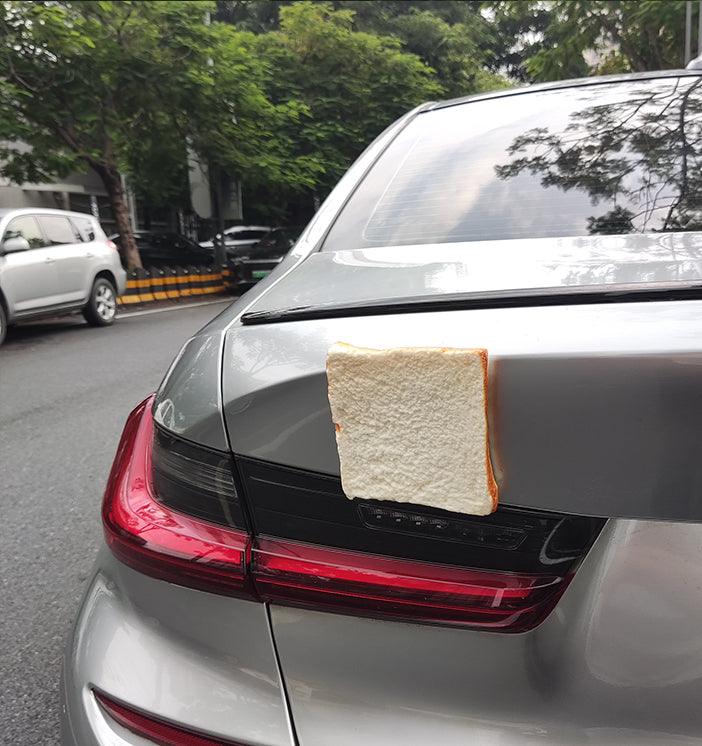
(495, 77), (702, 235)
(4, 216), (46, 249)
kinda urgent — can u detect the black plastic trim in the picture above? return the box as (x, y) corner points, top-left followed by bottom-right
(241, 281), (702, 326)
(236, 456), (605, 576)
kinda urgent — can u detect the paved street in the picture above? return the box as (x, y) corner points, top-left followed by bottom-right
(0, 300), (232, 745)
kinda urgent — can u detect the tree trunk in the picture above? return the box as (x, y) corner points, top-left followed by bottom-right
(92, 164), (142, 269)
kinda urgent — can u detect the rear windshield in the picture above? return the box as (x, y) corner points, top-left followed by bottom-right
(323, 77), (702, 250)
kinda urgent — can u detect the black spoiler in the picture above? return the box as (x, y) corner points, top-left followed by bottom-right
(241, 280), (702, 325)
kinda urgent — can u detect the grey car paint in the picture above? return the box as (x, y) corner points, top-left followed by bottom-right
(65, 72), (702, 746)
(153, 331), (226, 451)
(271, 517), (702, 745)
(62, 549), (295, 746)
(220, 296), (702, 522)
(241, 233), (702, 315)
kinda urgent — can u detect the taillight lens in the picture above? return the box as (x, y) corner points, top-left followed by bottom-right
(102, 397), (250, 597)
(106, 239), (118, 252)
(94, 690), (245, 746)
(252, 537), (567, 631)
(103, 398), (596, 631)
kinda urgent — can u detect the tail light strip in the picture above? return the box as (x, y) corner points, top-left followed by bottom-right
(94, 689), (244, 746)
(102, 398), (582, 632)
(253, 538), (566, 631)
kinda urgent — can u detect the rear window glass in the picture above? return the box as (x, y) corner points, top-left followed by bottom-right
(72, 216), (96, 242)
(228, 230), (267, 240)
(323, 77), (702, 250)
(38, 215), (79, 245)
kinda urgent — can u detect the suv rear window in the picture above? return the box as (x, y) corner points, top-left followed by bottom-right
(323, 77), (702, 250)
(38, 215), (80, 245)
(72, 216), (96, 242)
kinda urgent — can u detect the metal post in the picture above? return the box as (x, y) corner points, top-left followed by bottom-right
(686, 0), (693, 63)
(698, 0), (702, 57)
(210, 165), (227, 269)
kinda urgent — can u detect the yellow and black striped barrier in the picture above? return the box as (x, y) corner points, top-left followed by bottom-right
(119, 268), (155, 304)
(164, 268), (180, 300)
(118, 264), (235, 307)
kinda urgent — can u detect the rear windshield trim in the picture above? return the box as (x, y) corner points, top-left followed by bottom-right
(241, 281), (702, 325)
(429, 69), (701, 112)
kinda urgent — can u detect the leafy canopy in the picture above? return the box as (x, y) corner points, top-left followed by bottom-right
(0, 0), (316, 209)
(486, 0), (690, 82)
(250, 2), (443, 196)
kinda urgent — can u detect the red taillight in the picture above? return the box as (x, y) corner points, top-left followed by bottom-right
(252, 538), (567, 631)
(94, 690), (244, 746)
(106, 239), (118, 252)
(103, 399), (575, 631)
(102, 398), (249, 597)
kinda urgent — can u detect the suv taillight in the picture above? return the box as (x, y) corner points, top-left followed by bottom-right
(103, 398), (601, 631)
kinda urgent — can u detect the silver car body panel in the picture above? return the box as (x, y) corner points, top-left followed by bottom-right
(240, 233), (702, 316)
(222, 297), (702, 522)
(270, 517), (702, 745)
(62, 549), (294, 746)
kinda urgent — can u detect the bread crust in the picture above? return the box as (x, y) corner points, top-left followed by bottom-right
(477, 348), (499, 511)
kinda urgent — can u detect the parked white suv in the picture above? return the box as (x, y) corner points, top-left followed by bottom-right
(0, 208), (126, 345)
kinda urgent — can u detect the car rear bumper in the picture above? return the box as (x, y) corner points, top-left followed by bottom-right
(64, 519), (702, 746)
(114, 266), (127, 295)
(60, 548), (294, 746)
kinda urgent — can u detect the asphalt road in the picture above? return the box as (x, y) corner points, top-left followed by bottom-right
(0, 300), (232, 745)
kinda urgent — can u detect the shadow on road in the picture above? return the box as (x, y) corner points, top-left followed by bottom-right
(4, 315), (90, 349)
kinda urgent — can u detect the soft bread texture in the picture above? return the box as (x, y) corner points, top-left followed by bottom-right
(326, 343), (498, 516)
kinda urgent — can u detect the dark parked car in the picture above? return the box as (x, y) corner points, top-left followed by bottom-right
(111, 231), (213, 268)
(229, 226), (301, 288)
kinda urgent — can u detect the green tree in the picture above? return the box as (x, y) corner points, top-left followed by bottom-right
(0, 0), (313, 268)
(219, 0), (508, 98)
(369, 7), (508, 98)
(484, 1), (552, 82)
(251, 2), (442, 203)
(493, 0), (689, 83)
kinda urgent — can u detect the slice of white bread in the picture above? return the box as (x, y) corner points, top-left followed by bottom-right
(326, 343), (498, 516)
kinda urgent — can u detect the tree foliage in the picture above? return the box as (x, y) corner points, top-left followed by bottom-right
(219, 0), (508, 98)
(489, 0), (690, 82)
(0, 0), (316, 265)
(1, 0), (695, 259)
(249, 2), (441, 199)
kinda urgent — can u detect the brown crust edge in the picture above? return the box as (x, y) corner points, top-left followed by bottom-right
(479, 348), (500, 513)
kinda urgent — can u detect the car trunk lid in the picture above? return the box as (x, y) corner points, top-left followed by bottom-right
(238, 234), (702, 323)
